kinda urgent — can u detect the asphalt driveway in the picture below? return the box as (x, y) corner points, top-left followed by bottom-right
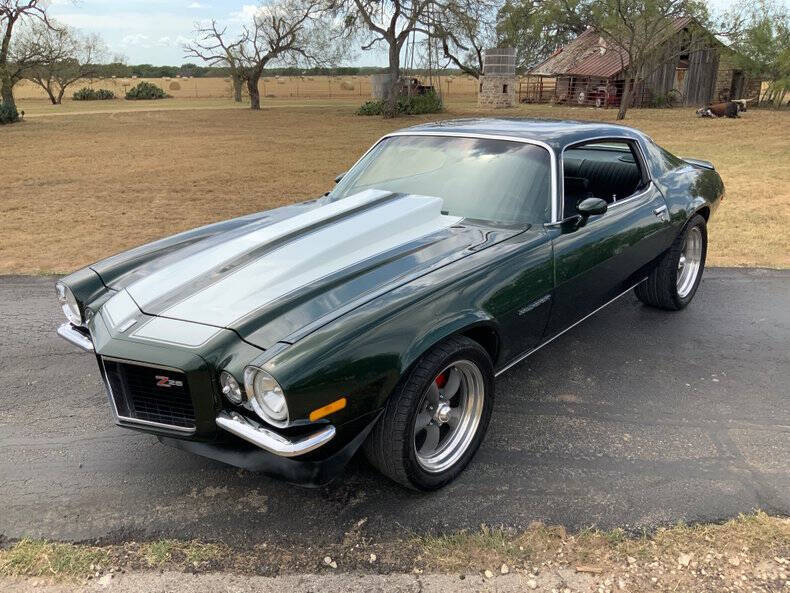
(0, 268), (788, 545)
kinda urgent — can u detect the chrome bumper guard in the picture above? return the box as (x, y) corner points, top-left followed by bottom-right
(57, 322), (94, 351)
(216, 410), (335, 458)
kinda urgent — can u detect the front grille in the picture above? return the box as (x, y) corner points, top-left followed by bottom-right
(102, 359), (195, 430)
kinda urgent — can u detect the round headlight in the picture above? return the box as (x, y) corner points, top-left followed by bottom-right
(56, 282), (83, 326)
(219, 371), (244, 405)
(244, 367), (288, 425)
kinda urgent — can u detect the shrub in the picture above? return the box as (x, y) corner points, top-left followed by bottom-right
(73, 87), (116, 101)
(0, 101), (19, 124)
(125, 81), (168, 100)
(357, 90), (443, 116)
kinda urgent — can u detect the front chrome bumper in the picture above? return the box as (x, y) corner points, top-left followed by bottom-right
(57, 321), (334, 458)
(57, 322), (94, 351)
(216, 410), (336, 458)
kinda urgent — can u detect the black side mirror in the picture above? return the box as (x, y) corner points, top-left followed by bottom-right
(334, 172), (346, 184)
(575, 197), (608, 228)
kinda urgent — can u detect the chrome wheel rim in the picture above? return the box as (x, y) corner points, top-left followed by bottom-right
(677, 226), (703, 298)
(413, 360), (485, 473)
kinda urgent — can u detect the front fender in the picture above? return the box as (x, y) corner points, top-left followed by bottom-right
(401, 312), (498, 373)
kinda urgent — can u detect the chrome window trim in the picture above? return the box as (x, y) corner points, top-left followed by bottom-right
(559, 135), (653, 220)
(495, 279), (646, 377)
(100, 356), (196, 435)
(342, 131), (560, 224)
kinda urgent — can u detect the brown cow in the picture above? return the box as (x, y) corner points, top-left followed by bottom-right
(696, 101), (739, 118)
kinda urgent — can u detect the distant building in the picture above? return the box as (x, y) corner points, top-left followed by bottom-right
(478, 48), (516, 108)
(526, 18), (760, 108)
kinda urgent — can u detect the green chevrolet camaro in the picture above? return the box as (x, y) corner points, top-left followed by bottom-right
(56, 118), (724, 490)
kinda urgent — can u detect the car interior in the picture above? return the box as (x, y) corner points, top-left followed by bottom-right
(562, 141), (647, 218)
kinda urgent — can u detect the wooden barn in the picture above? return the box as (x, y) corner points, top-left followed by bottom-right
(525, 18), (761, 108)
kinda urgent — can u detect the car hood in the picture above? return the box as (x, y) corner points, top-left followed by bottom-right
(97, 190), (523, 350)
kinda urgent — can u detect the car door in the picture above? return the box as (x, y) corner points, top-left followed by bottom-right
(544, 138), (674, 335)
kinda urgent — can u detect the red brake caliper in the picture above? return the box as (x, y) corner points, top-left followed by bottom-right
(435, 372), (448, 388)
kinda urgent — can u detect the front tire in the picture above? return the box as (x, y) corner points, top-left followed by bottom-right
(636, 213), (707, 310)
(364, 335), (494, 491)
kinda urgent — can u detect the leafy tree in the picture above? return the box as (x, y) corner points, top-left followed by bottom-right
(432, 0), (499, 79)
(496, 0), (585, 71)
(23, 22), (106, 105)
(334, 0), (440, 112)
(0, 0), (61, 112)
(727, 0), (789, 107)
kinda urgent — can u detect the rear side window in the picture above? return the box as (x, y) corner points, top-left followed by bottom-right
(562, 140), (646, 216)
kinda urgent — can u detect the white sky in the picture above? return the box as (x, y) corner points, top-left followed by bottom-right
(46, 0), (786, 67)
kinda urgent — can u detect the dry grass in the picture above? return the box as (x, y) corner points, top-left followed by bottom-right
(13, 74), (481, 101)
(1, 98), (788, 274)
(1, 513), (787, 589)
(419, 512), (790, 591)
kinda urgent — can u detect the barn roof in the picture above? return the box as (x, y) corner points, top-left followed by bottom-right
(529, 16), (694, 79)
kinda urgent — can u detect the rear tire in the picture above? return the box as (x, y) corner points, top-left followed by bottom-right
(636, 214), (707, 310)
(364, 335), (494, 491)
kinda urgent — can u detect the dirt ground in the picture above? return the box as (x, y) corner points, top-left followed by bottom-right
(1, 97), (788, 274)
(1, 514), (788, 592)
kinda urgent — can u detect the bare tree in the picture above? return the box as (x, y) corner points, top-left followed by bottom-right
(186, 0), (340, 110)
(23, 22), (106, 104)
(1, 0), (62, 110)
(185, 21), (245, 102)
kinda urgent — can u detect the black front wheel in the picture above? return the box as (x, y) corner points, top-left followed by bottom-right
(636, 214), (707, 310)
(364, 335), (494, 491)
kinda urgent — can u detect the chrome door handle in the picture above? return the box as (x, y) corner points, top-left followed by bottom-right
(653, 205), (669, 220)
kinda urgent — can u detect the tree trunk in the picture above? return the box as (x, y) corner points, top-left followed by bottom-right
(384, 39), (401, 118)
(233, 73), (243, 102)
(617, 79), (632, 120)
(0, 72), (15, 110)
(1, 17), (18, 110)
(247, 74), (261, 110)
(57, 86), (66, 105)
(45, 84), (58, 105)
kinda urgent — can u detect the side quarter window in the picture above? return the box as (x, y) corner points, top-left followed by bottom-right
(562, 140), (648, 218)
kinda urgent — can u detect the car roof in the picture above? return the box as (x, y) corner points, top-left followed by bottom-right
(395, 118), (647, 152)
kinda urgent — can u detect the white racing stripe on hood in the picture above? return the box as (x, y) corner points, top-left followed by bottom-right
(127, 189), (393, 311)
(159, 194), (461, 328)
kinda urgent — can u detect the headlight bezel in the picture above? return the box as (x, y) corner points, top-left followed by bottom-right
(56, 282), (84, 326)
(243, 366), (289, 427)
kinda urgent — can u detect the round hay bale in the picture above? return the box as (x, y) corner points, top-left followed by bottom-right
(169, 81), (181, 91)
(340, 81), (355, 91)
(276, 79), (286, 85)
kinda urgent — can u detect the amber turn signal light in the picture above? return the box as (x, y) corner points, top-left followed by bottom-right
(309, 397), (347, 422)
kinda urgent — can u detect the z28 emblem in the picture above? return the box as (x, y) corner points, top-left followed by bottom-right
(155, 375), (183, 388)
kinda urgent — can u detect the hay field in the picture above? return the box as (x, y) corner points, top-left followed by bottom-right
(1, 98), (788, 274)
(12, 74), (482, 101)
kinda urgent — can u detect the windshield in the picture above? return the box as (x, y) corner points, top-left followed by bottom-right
(329, 135), (552, 225)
